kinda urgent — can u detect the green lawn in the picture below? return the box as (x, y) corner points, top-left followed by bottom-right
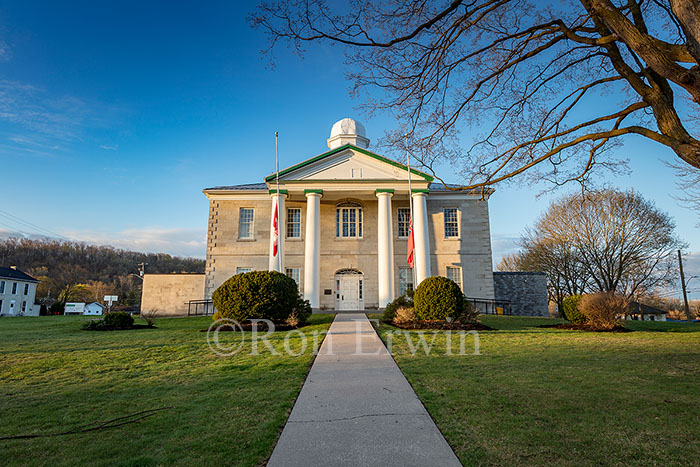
(372, 314), (700, 466)
(0, 314), (333, 467)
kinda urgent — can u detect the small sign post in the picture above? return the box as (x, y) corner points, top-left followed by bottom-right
(104, 295), (118, 313)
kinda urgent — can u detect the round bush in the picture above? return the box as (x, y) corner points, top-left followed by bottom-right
(562, 295), (585, 324)
(102, 311), (134, 329)
(383, 294), (413, 322)
(212, 270), (310, 324)
(413, 276), (466, 321)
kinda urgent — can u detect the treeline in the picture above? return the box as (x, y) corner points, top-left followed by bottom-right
(0, 238), (204, 308)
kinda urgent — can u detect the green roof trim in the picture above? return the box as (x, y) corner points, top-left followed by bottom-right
(264, 144), (434, 182)
(268, 189), (288, 195)
(375, 189), (395, 194)
(411, 188), (430, 194)
(304, 189), (323, 194)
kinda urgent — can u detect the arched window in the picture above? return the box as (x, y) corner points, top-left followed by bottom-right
(336, 201), (363, 238)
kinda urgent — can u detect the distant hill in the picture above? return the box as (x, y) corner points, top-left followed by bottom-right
(0, 238), (204, 307)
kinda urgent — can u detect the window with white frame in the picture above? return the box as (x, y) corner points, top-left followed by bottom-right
(287, 208), (301, 238)
(285, 268), (300, 286)
(11, 282), (17, 294)
(238, 208), (255, 239)
(446, 266), (462, 289)
(336, 202), (363, 238)
(21, 301), (26, 313)
(444, 208), (459, 238)
(24, 284), (29, 295)
(397, 208), (411, 238)
(398, 267), (414, 296)
(236, 267), (252, 274)
(0, 281), (4, 293)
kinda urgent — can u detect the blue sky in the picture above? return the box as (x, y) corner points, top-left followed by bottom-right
(0, 1), (698, 298)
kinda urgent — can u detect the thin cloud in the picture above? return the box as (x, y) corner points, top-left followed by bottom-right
(0, 80), (126, 157)
(59, 227), (206, 258)
(100, 144), (118, 151)
(0, 40), (11, 62)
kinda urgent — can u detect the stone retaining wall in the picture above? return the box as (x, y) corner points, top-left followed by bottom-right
(493, 272), (548, 317)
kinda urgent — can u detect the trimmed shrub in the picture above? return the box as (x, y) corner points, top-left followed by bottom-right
(212, 270), (311, 324)
(383, 295), (413, 322)
(393, 307), (416, 324)
(103, 312), (134, 329)
(413, 276), (466, 321)
(580, 292), (626, 330)
(562, 295), (585, 324)
(81, 319), (108, 331)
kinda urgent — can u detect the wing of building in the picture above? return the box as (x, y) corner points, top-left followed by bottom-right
(201, 118), (495, 311)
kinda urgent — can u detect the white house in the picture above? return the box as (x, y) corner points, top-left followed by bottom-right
(0, 266), (39, 316)
(84, 302), (106, 316)
(65, 302), (105, 316)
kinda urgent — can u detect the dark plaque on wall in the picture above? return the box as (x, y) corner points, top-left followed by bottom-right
(324, 289), (332, 295)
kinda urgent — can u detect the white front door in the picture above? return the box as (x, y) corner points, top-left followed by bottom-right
(336, 274), (363, 310)
(9, 300), (16, 315)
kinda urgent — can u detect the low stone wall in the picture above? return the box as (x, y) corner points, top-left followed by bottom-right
(141, 274), (205, 316)
(493, 272), (548, 317)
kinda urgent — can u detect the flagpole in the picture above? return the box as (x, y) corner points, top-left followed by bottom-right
(275, 131), (281, 272)
(406, 134), (417, 292)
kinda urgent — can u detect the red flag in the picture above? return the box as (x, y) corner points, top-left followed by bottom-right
(407, 218), (415, 268)
(272, 200), (279, 257)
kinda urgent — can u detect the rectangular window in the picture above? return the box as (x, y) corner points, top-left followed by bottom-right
(444, 208), (459, 238)
(236, 267), (252, 274)
(336, 206), (363, 238)
(287, 208), (301, 238)
(0, 300), (3, 311)
(398, 208), (411, 238)
(24, 284), (29, 295)
(239, 208), (255, 239)
(21, 301), (26, 313)
(398, 267), (414, 296)
(0, 281), (4, 293)
(285, 268), (300, 286)
(12, 282), (17, 294)
(446, 266), (462, 289)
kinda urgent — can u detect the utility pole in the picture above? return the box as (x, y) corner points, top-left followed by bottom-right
(678, 250), (691, 323)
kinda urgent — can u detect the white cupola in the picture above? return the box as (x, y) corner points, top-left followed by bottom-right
(327, 118), (370, 149)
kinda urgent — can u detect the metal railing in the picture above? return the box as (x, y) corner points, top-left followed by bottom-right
(466, 297), (512, 316)
(187, 299), (215, 316)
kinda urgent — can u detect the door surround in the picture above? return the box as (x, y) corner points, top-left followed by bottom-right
(334, 268), (364, 311)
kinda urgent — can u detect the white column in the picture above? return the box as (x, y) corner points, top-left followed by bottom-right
(412, 191), (431, 285)
(268, 192), (286, 272)
(303, 191), (322, 308)
(376, 190), (395, 307)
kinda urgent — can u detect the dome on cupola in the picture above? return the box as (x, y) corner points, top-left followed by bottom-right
(327, 118), (370, 150)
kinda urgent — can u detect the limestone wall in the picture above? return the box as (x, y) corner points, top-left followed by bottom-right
(493, 272), (548, 317)
(141, 274), (205, 316)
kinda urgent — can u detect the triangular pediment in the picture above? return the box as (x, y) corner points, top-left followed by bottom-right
(265, 145), (433, 182)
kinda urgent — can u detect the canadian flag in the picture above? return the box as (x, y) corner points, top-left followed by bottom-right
(272, 200), (279, 257)
(407, 218), (415, 268)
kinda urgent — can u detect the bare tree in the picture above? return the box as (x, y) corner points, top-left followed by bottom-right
(523, 189), (684, 302)
(519, 233), (591, 314)
(252, 0), (700, 189)
(495, 253), (524, 271)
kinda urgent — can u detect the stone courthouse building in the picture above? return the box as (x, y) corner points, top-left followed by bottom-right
(200, 118), (496, 311)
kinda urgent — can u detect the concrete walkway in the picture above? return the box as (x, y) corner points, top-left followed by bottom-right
(267, 313), (461, 467)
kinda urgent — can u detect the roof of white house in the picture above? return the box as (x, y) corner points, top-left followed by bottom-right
(0, 267), (38, 282)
